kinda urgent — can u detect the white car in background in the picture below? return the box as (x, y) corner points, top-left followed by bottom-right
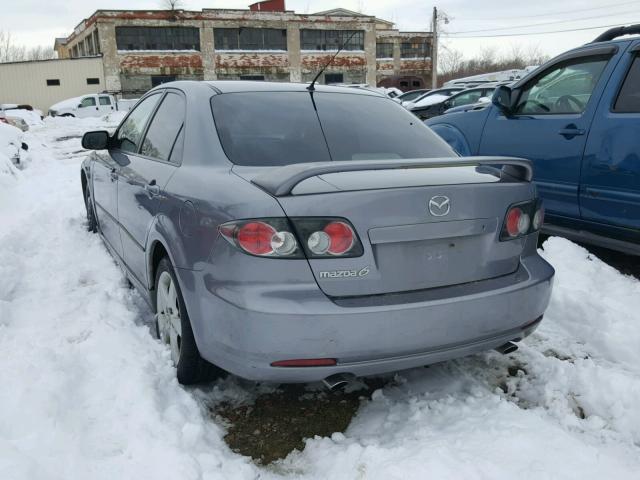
(48, 94), (136, 118)
(401, 87), (465, 109)
(0, 121), (27, 166)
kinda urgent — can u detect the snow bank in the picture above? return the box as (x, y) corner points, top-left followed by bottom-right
(0, 120), (258, 480)
(1, 116), (639, 479)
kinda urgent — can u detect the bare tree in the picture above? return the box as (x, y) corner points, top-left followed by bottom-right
(0, 30), (56, 63)
(161, 0), (184, 10)
(439, 45), (464, 75)
(437, 42), (550, 86)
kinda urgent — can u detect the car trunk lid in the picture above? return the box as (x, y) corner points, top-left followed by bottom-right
(235, 158), (535, 297)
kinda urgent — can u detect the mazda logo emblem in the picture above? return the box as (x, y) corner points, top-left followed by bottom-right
(428, 195), (451, 216)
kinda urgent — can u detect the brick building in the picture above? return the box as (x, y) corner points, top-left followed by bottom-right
(54, 1), (433, 96)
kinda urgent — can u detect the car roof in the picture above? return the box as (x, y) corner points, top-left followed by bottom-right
(149, 80), (386, 97)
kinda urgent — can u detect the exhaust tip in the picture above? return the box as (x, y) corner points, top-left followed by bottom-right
(495, 341), (518, 355)
(322, 373), (356, 390)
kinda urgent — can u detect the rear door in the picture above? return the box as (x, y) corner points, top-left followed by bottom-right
(479, 47), (620, 222)
(117, 91), (185, 286)
(580, 42), (640, 238)
(98, 95), (115, 114)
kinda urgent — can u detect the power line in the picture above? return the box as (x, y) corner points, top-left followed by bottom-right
(460, 0), (639, 21)
(449, 9), (638, 34)
(445, 21), (640, 38)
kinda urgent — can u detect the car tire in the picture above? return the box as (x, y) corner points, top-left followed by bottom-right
(153, 256), (222, 385)
(84, 187), (98, 233)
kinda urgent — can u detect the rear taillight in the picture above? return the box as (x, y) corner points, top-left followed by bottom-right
(500, 200), (544, 241)
(290, 218), (364, 258)
(219, 218), (303, 258)
(219, 217), (363, 259)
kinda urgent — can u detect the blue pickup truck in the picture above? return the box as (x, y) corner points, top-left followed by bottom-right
(427, 25), (640, 255)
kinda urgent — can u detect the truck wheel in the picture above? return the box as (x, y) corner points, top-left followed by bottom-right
(84, 187), (97, 233)
(154, 257), (222, 385)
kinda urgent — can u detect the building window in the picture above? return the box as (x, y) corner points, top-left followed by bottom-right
(324, 73), (344, 84)
(115, 27), (200, 51)
(93, 30), (100, 54)
(87, 78), (100, 85)
(401, 41), (430, 58)
(214, 28), (286, 51)
(240, 75), (266, 80)
(151, 75), (177, 87)
(300, 30), (364, 51)
(46, 79), (60, 86)
(376, 43), (394, 59)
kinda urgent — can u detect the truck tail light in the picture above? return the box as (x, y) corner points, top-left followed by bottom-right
(500, 200), (543, 241)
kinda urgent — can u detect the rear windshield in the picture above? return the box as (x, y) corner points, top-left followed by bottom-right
(210, 91), (456, 166)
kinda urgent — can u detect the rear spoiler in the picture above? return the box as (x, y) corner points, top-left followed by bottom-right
(252, 157), (533, 196)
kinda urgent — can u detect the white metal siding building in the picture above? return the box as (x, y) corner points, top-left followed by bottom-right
(0, 57), (105, 112)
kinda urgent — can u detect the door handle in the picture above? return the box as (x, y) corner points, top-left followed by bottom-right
(144, 181), (160, 196)
(109, 168), (118, 182)
(558, 127), (586, 138)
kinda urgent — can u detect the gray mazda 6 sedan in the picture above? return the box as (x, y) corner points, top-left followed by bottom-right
(80, 81), (554, 386)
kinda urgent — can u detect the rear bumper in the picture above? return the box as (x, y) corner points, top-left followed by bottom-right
(180, 252), (554, 383)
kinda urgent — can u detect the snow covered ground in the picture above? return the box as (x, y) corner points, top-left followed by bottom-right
(1, 116), (640, 480)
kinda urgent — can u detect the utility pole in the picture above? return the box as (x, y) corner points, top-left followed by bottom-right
(431, 6), (438, 89)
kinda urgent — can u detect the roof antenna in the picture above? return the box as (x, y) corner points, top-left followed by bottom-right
(307, 31), (359, 92)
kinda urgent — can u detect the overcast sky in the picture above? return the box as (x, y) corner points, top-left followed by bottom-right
(2, 0), (638, 61)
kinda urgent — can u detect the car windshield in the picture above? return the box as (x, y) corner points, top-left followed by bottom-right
(211, 91), (455, 166)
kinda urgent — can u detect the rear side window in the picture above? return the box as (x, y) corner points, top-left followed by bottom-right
(99, 96), (111, 106)
(116, 94), (161, 153)
(140, 92), (185, 162)
(614, 55), (640, 113)
(211, 92), (455, 166)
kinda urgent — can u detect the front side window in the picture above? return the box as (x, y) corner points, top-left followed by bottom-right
(81, 97), (96, 108)
(448, 90), (483, 108)
(211, 92), (455, 166)
(140, 93), (185, 162)
(515, 55), (610, 115)
(115, 27), (200, 51)
(214, 28), (286, 50)
(115, 94), (161, 153)
(613, 54), (640, 113)
(300, 30), (364, 51)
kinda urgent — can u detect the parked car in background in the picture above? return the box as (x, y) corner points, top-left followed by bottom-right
(80, 80), (554, 386)
(48, 94), (134, 118)
(443, 67), (539, 89)
(0, 104), (44, 130)
(396, 89), (431, 103)
(402, 87), (465, 109)
(442, 96), (492, 115)
(427, 25), (640, 255)
(0, 121), (28, 166)
(411, 85), (498, 120)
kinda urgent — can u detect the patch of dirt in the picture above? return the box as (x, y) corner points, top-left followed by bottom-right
(213, 380), (385, 465)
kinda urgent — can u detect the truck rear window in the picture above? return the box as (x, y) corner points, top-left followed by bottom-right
(211, 91), (456, 166)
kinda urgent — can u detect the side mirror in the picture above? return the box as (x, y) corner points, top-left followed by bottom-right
(82, 130), (110, 150)
(492, 85), (513, 115)
(78, 103), (83, 108)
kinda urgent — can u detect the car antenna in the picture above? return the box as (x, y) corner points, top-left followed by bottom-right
(307, 31), (359, 92)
